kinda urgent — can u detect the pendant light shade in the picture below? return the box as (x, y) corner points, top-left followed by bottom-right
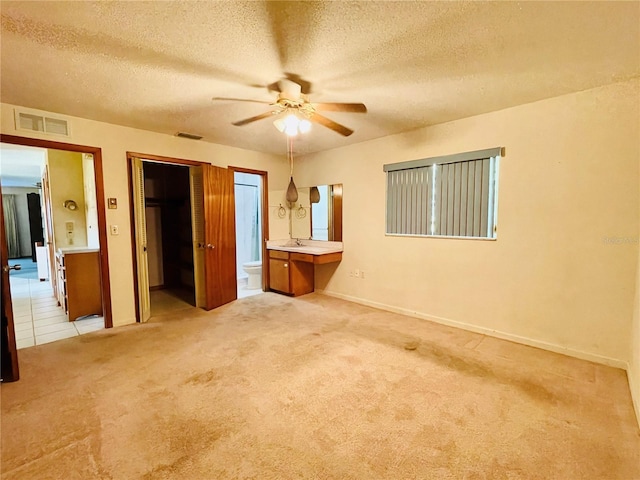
(286, 176), (298, 203)
(310, 186), (320, 204)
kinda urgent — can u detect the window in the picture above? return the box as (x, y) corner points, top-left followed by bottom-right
(384, 147), (501, 239)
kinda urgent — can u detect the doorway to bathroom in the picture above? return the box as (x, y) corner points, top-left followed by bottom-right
(231, 167), (268, 299)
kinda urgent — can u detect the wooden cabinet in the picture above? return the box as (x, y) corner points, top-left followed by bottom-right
(269, 250), (291, 293)
(268, 249), (342, 297)
(56, 249), (103, 321)
(269, 250), (314, 296)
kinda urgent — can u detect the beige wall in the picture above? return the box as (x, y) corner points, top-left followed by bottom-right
(47, 150), (88, 248)
(631, 182), (640, 425)
(2, 103), (289, 326)
(297, 79), (640, 367)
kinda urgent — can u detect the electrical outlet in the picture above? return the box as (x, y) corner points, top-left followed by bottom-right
(110, 225), (119, 235)
(361, 271), (365, 279)
(349, 270), (354, 277)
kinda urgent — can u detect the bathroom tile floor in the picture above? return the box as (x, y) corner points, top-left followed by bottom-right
(237, 277), (264, 300)
(10, 275), (104, 350)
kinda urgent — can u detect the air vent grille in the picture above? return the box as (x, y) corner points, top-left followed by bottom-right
(176, 132), (203, 140)
(15, 110), (70, 137)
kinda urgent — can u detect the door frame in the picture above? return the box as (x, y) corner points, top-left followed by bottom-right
(228, 166), (270, 291)
(0, 134), (113, 328)
(126, 151), (210, 322)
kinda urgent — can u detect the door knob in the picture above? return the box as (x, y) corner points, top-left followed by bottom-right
(2, 264), (21, 273)
(207, 244), (215, 249)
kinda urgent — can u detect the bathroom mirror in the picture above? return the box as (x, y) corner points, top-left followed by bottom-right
(311, 184), (342, 241)
(290, 184), (343, 241)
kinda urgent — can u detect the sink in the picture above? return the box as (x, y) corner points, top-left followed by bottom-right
(268, 245), (342, 255)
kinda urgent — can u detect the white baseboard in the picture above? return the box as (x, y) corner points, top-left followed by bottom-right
(316, 289), (628, 370)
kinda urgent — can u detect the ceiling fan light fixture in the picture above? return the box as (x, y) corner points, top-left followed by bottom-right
(299, 119), (311, 134)
(284, 113), (299, 136)
(273, 113), (311, 137)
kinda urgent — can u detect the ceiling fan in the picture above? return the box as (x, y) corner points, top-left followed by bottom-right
(213, 78), (367, 137)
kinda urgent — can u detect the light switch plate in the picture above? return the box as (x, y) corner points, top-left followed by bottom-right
(107, 198), (117, 209)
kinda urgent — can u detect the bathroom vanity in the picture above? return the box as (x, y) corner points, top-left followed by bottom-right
(267, 241), (342, 296)
(55, 248), (103, 321)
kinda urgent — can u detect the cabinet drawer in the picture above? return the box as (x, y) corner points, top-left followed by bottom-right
(269, 250), (289, 260)
(290, 252), (313, 263)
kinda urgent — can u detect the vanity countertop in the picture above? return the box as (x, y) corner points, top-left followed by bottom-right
(266, 240), (343, 255)
(57, 247), (100, 254)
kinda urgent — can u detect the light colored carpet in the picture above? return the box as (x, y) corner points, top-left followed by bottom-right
(1, 293), (639, 479)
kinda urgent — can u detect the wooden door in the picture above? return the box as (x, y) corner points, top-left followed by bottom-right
(1, 184), (20, 382)
(132, 158), (151, 322)
(203, 165), (237, 309)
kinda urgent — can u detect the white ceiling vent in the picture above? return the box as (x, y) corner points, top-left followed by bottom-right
(14, 109), (70, 137)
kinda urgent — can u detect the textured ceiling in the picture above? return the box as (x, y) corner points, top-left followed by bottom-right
(1, 1), (638, 155)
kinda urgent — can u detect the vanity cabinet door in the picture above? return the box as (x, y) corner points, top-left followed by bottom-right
(269, 257), (290, 293)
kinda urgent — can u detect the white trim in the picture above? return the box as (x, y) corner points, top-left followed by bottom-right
(315, 289), (628, 369)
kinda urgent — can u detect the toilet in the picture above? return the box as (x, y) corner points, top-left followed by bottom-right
(242, 261), (262, 289)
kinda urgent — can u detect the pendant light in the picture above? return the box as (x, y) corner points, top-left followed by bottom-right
(309, 186), (320, 204)
(285, 137), (298, 203)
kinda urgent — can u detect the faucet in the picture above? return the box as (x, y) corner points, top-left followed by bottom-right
(295, 238), (303, 246)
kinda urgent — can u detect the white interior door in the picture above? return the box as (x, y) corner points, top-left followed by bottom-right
(190, 165), (206, 308)
(132, 158), (151, 322)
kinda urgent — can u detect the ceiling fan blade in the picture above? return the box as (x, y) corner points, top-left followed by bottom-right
(313, 103), (367, 113)
(232, 111), (275, 126)
(309, 113), (354, 137)
(212, 97), (272, 105)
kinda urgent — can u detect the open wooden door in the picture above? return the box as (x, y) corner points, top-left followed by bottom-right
(203, 165), (237, 309)
(190, 166), (206, 308)
(1, 184), (20, 382)
(131, 158), (151, 322)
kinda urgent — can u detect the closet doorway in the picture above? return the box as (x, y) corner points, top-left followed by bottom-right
(143, 161), (195, 315)
(128, 153), (238, 322)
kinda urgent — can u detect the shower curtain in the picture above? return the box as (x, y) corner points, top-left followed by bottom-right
(250, 190), (260, 261)
(2, 194), (21, 258)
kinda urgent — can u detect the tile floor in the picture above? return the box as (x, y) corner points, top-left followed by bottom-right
(10, 276), (104, 349)
(237, 277), (264, 300)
